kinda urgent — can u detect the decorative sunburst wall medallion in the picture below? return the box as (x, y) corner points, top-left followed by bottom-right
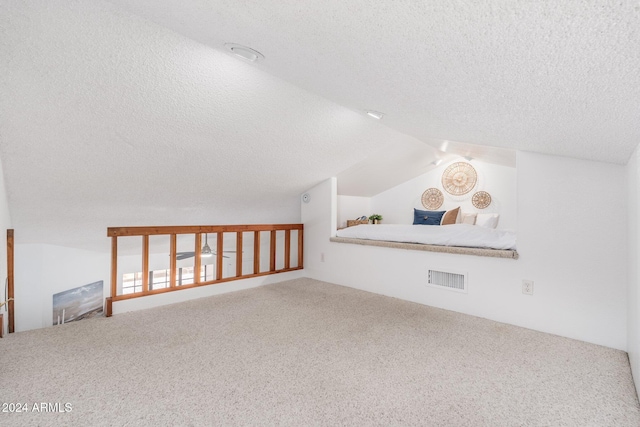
(472, 191), (492, 209)
(441, 162), (478, 196)
(421, 188), (444, 209)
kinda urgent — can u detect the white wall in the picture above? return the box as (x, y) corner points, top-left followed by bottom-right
(627, 144), (640, 392)
(371, 159), (517, 230)
(302, 178), (337, 279)
(303, 152), (628, 350)
(337, 195), (371, 229)
(14, 244), (110, 332)
(516, 152), (627, 349)
(0, 156), (12, 334)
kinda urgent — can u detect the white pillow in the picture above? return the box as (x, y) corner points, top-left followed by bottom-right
(461, 213), (477, 225)
(476, 213), (499, 229)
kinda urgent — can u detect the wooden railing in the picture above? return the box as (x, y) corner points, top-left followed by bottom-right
(106, 224), (303, 316)
(6, 229), (14, 334)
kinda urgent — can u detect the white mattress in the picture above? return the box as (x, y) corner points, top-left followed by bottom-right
(335, 224), (517, 251)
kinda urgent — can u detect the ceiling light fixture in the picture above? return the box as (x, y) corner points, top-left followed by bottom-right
(366, 110), (384, 120)
(432, 159), (443, 166)
(201, 234), (213, 258)
(224, 43), (264, 62)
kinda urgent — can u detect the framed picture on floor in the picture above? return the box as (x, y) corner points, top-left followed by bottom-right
(52, 280), (104, 326)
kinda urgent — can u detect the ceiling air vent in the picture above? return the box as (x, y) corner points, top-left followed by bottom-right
(427, 270), (467, 293)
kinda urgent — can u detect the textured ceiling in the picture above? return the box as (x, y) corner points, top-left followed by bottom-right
(1, 0), (639, 250)
(106, 0), (640, 164)
(0, 0), (427, 249)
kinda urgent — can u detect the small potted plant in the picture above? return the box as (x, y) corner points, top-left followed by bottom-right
(369, 214), (383, 224)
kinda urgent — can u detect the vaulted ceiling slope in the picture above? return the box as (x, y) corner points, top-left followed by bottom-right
(1, 1), (639, 251)
(0, 0), (427, 250)
(107, 0), (640, 164)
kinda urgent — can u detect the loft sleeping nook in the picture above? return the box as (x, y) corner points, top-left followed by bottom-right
(333, 159), (519, 259)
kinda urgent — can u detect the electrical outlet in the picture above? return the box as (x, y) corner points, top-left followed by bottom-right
(522, 280), (534, 295)
(320, 253), (325, 262)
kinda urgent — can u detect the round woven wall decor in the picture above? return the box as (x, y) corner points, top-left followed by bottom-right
(441, 162), (478, 196)
(472, 191), (492, 209)
(421, 188), (444, 210)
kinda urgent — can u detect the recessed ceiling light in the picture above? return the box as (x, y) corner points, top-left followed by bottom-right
(366, 110), (384, 120)
(224, 43), (264, 62)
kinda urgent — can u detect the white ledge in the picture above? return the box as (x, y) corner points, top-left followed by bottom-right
(329, 237), (519, 260)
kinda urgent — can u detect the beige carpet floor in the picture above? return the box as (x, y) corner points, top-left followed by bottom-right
(1, 277), (639, 426)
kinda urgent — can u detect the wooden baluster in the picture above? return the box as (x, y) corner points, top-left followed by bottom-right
(110, 236), (118, 299)
(284, 229), (291, 270)
(298, 228), (304, 269)
(170, 234), (177, 287)
(194, 233), (202, 284)
(270, 230), (276, 271)
(215, 232), (223, 281)
(236, 232), (243, 277)
(106, 234), (117, 317)
(142, 236), (149, 293)
(7, 229), (14, 333)
(105, 298), (112, 318)
(253, 231), (260, 274)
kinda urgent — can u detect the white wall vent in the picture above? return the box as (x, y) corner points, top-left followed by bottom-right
(427, 270), (468, 293)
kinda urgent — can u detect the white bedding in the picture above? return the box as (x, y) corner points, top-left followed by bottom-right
(335, 224), (517, 251)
